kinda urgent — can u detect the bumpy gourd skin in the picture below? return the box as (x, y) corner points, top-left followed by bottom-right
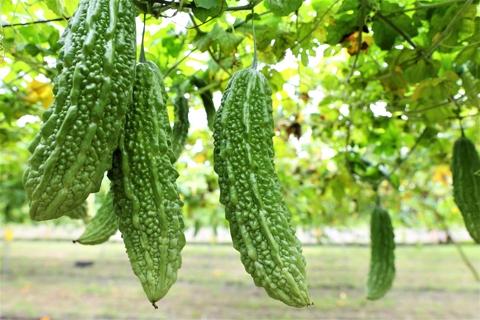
(108, 62), (185, 306)
(171, 95), (190, 161)
(452, 136), (480, 243)
(367, 205), (395, 300)
(23, 0), (136, 221)
(74, 193), (117, 245)
(213, 68), (310, 307)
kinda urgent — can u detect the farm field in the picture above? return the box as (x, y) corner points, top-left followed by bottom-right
(1, 241), (479, 320)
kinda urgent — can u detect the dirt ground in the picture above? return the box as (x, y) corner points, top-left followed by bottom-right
(1, 241), (479, 319)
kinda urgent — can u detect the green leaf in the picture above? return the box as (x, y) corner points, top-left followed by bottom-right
(194, 24), (243, 55)
(404, 60), (437, 84)
(45, 0), (65, 16)
(326, 13), (357, 45)
(194, 0), (218, 9)
(264, 0), (303, 16)
(372, 20), (397, 50)
(338, 0), (359, 12)
(192, 1), (226, 22)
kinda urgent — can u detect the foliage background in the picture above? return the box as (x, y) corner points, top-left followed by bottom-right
(1, 0), (479, 235)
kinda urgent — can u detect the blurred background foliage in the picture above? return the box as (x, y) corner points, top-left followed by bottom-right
(0, 0), (479, 233)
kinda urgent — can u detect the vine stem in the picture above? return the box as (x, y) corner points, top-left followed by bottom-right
(1, 0), (262, 29)
(389, 127), (428, 178)
(433, 210), (480, 282)
(1, 17), (69, 28)
(139, 13), (147, 63)
(375, 13), (417, 49)
(426, 0), (474, 57)
(450, 95), (465, 136)
(251, 7), (258, 69)
(188, 13), (231, 76)
(346, 0), (367, 83)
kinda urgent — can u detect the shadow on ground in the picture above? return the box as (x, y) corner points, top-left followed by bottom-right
(1, 241), (479, 319)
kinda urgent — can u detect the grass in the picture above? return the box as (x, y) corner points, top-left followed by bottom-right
(1, 241), (479, 319)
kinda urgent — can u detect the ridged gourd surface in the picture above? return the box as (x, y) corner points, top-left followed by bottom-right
(213, 68), (310, 307)
(108, 61), (185, 306)
(452, 137), (480, 243)
(75, 193), (118, 245)
(367, 205), (395, 300)
(23, 0), (136, 221)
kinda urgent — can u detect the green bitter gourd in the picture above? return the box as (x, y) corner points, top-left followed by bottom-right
(74, 193), (117, 245)
(452, 135), (480, 243)
(171, 95), (190, 162)
(213, 67), (310, 307)
(367, 205), (395, 300)
(24, 0), (136, 221)
(108, 61), (185, 307)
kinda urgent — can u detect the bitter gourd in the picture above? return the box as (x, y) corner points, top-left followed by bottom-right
(24, 0), (136, 221)
(26, 110), (89, 223)
(108, 61), (185, 307)
(367, 205), (395, 300)
(213, 68), (310, 307)
(452, 136), (480, 243)
(171, 95), (190, 162)
(74, 193), (117, 245)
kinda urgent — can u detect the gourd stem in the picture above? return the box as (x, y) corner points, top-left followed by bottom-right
(140, 13), (147, 63)
(451, 95), (464, 137)
(374, 191), (381, 206)
(251, 7), (258, 69)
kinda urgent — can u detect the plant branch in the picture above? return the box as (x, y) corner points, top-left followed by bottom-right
(405, 95), (467, 116)
(165, 49), (196, 77)
(389, 127), (428, 177)
(1, 17), (69, 28)
(433, 210), (480, 282)
(294, 1), (338, 48)
(375, 12), (417, 49)
(188, 13), (232, 76)
(383, 0), (466, 17)
(346, 0), (368, 83)
(149, 0), (261, 11)
(426, 0), (474, 57)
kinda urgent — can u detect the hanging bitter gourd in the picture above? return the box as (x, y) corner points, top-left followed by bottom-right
(452, 135), (480, 243)
(367, 205), (395, 300)
(74, 193), (117, 245)
(23, 0), (136, 221)
(213, 68), (310, 307)
(108, 61), (185, 307)
(171, 95), (190, 162)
